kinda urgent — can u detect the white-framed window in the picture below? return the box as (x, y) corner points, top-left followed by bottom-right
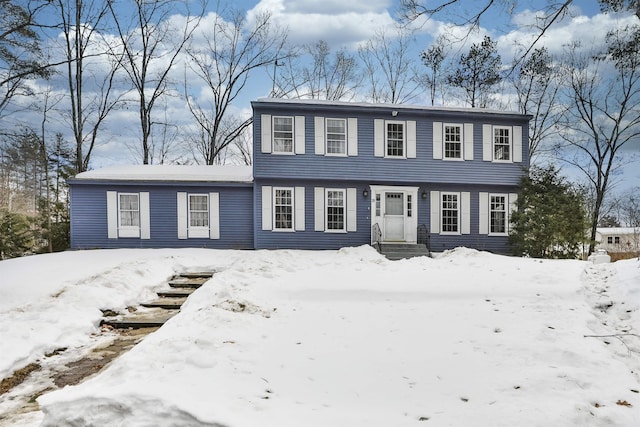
(177, 192), (220, 240)
(386, 121), (405, 158)
(187, 194), (209, 238)
(444, 124), (462, 159)
(441, 192), (459, 234)
(273, 116), (294, 153)
(493, 126), (511, 161)
(274, 187), (293, 230)
(489, 194), (507, 235)
(118, 193), (140, 229)
(107, 191), (150, 239)
(375, 194), (381, 217)
(326, 189), (345, 232)
(326, 118), (346, 155)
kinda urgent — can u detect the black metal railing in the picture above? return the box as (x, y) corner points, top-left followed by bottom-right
(417, 224), (429, 249)
(371, 223), (382, 250)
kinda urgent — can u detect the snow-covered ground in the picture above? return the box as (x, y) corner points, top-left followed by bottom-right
(0, 247), (639, 426)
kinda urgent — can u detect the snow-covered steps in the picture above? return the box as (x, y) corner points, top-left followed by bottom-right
(378, 243), (430, 260)
(101, 271), (214, 330)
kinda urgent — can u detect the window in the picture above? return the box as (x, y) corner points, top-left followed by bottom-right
(444, 125), (462, 159)
(119, 193), (140, 228)
(273, 116), (293, 153)
(494, 127), (511, 161)
(608, 236), (620, 244)
(189, 194), (209, 228)
(326, 118), (346, 155)
(274, 188), (293, 230)
(607, 236), (613, 244)
(386, 122), (405, 157)
(490, 195), (507, 234)
(375, 194), (381, 217)
(326, 190), (345, 231)
(407, 194), (412, 218)
(441, 193), (459, 233)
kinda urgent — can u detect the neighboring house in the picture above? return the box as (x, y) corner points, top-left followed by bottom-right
(595, 227), (640, 255)
(69, 98), (531, 254)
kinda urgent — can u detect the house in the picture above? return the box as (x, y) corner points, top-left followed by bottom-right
(68, 98), (531, 254)
(595, 227), (640, 258)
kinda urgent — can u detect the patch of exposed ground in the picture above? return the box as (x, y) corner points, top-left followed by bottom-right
(0, 326), (158, 426)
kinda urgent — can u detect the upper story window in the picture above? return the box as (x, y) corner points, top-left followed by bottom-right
(490, 194), (507, 234)
(273, 116), (294, 153)
(493, 126), (511, 161)
(386, 121), (405, 158)
(444, 125), (462, 159)
(441, 192), (459, 234)
(119, 193), (140, 228)
(326, 118), (346, 155)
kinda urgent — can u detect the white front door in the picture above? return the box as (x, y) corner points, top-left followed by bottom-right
(384, 193), (404, 241)
(370, 185), (419, 244)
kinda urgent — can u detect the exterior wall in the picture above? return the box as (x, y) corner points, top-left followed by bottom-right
(70, 182), (253, 249)
(251, 99), (530, 254)
(595, 228), (640, 254)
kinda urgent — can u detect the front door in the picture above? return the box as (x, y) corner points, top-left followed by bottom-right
(384, 192), (404, 241)
(370, 185), (419, 244)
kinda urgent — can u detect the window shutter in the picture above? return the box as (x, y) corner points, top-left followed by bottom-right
(295, 116), (305, 154)
(347, 118), (358, 156)
(314, 116), (325, 155)
(177, 192), (188, 239)
(314, 187), (325, 231)
(461, 192), (471, 235)
(262, 186), (272, 231)
(482, 124), (492, 161)
(430, 191), (440, 234)
(508, 193), (518, 233)
(479, 192), (489, 235)
(464, 123), (474, 160)
(107, 191), (118, 239)
(209, 192), (220, 239)
(406, 120), (416, 158)
(347, 188), (357, 232)
(513, 125), (522, 163)
(261, 114), (272, 153)
(432, 122), (443, 159)
(295, 186), (305, 231)
(140, 192), (150, 239)
(374, 119), (384, 157)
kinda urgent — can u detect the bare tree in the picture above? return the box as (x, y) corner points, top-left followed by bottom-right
(55, 0), (126, 172)
(185, 8), (287, 165)
(511, 47), (561, 160)
(108, 0), (204, 164)
(447, 35), (502, 108)
(558, 26), (640, 253)
(273, 40), (359, 101)
(420, 35), (448, 106)
(358, 27), (423, 104)
(0, 0), (52, 119)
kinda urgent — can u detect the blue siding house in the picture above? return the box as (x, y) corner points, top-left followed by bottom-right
(68, 98), (531, 254)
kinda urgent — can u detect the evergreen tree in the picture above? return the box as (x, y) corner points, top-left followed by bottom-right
(0, 211), (34, 259)
(510, 166), (588, 259)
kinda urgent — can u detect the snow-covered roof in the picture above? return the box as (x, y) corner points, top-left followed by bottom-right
(596, 227), (639, 235)
(72, 165), (253, 183)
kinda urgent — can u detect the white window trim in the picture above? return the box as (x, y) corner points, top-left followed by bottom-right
(492, 125), (512, 163)
(440, 191), (461, 236)
(272, 116), (295, 155)
(443, 123), (464, 161)
(325, 118), (347, 157)
(118, 192), (141, 238)
(325, 188), (347, 233)
(384, 120), (406, 159)
(187, 193), (209, 238)
(488, 193), (509, 236)
(273, 186), (295, 232)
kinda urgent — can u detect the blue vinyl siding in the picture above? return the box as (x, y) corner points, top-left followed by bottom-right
(253, 101), (530, 186)
(70, 182), (253, 249)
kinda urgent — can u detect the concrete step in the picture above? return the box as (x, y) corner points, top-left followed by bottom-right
(157, 289), (195, 298)
(140, 298), (186, 310)
(101, 312), (177, 329)
(379, 243), (430, 260)
(177, 271), (214, 279)
(168, 278), (208, 289)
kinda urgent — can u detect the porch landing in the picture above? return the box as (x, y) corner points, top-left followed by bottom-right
(376, 243), (430, 260)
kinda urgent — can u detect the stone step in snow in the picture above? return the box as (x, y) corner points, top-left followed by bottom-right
(101, 312), (177, 329)
(157, 289), (195, 298)
(140, 297), (186, 310)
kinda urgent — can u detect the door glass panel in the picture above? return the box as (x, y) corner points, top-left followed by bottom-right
(385, 193), (403, 215)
